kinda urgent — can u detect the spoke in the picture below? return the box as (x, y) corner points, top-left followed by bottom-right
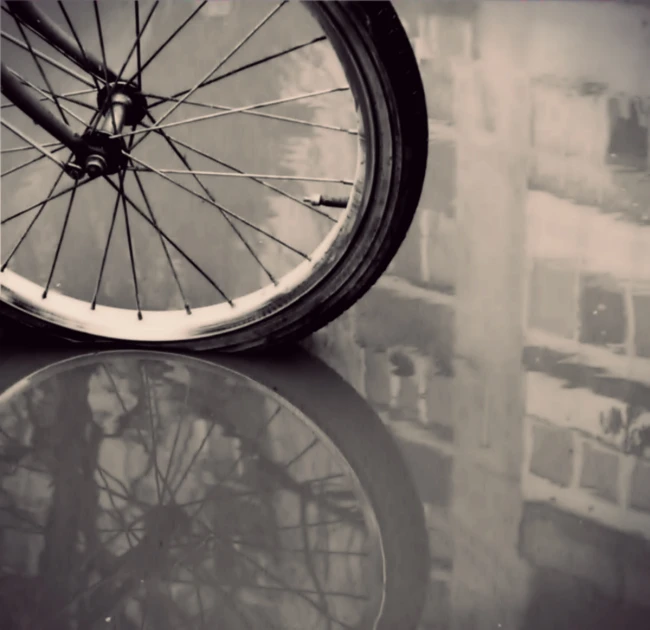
(1, 140), (61, 154)
(52, 92), (96, 111)
(122, 87), (349, 140)
(8, 7), (69, 124)
(154, 34), (328, 106)
(100, 362), (129, 414)
(92, 1), (110, 86)
(120, 169), (143, 319)
(168, 422), (217, 502)
(228, 546), (356, 629)
(124, 152), (311, 260)
(1, 30), (95, 88)
(1, 4), (111, 85)
(1, 119), (68, 170)
(140, 124), (337, 220)
(1, 144), (65, 177)
(131, 168), (192, 313)
(300, 493), (333, 620)
(8, 67), (91, 128)
(42, 177), (79, 298)
(1, 87), (96, 111)
(1, 96), (98, 177)
(102, 175), (232, 304)
(90, 174), (124, 309)
(229, 579), (369, 602)
(146, 119), (277, 284)
(185, 406), (282, 520)
(0, 506), (42, 533)
(95, 467), (138, 550)
(220, 537), (368, 557)
(159, 416), (187, 505)
(276, 518), (357, 531)
(88, 1), (158, 135)
(177, 566), (257, 630)
(141, 363), (171, 502)
(154, 1), (288, 131)
(127, 1), (208, 84)
(1, 177), (92, 225)
(1, 161), (69, 271)
(23, 89), (97, 112)
(147, 92), (357, 134)
(195, 586), (206, 628)
(130, 167), (353, 185)
(134, 2), (143, 90)
(284, 437), (320, 470)
(58, 1), (101, 91)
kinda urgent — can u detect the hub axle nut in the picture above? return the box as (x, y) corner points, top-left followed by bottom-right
(85, 154), (107, 178)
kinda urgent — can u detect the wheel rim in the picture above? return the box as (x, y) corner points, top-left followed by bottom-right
(0, 350), (387, 628)
(0, 1), (388, 342)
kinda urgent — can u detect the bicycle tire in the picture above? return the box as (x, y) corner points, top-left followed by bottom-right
(0, 1), (428, 351)
(0, 345), (430, 629)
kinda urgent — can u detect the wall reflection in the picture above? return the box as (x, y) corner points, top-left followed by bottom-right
(307, 1), (650, 628)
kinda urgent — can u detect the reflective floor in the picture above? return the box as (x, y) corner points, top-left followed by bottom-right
(3, 1), (650, 629)
(0, 341), (428, 629)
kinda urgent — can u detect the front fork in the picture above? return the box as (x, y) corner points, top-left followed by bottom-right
(0, 1), (134, 178)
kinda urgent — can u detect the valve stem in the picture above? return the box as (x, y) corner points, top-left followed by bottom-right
(303, 193), (349, 208)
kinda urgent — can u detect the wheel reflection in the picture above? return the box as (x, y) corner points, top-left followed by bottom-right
(0, 349), (404, 630)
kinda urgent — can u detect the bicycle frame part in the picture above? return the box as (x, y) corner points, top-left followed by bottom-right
(4, 1), (118, 84)
(0, 64), (85, 157)
(1, 2), (126, 174)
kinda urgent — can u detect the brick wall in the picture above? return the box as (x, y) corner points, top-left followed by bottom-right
(306, 2), (650, 628)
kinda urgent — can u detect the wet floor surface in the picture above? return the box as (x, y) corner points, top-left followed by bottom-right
(297, 1), (650, 627)
(3, 1), (650, 629)
(0, 340), (430, 630)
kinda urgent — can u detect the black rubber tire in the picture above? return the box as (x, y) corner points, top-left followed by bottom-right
(0, 345), (430, 629)
(0, 1), (428, 351)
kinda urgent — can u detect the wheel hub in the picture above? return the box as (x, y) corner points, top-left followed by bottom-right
(72, 82), (148, 179)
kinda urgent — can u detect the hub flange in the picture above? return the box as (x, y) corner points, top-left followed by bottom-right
(96, 81), (148, 127)
(71, 82), (148, 179)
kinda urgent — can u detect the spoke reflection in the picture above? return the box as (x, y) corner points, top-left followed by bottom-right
(0, 347), (409, 630)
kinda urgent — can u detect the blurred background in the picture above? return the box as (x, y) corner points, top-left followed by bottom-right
(305, 1), (650, 628)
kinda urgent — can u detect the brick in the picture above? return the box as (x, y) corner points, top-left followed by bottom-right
(421, 134), (457, 218)
(632, 294), (650, 358)
(529, 80), (614, 207)
(398, 440), (453, 507)
(419, 579), (451, 629)
(390, 218), (424, 287)
(579, 274), (627, 347)
(528, 259), (579, 338)
(355, 285), (454, 375)
(422, 209), (457, 292)
(609, 168), (650, 223)
(529, 423), (574, 487)
(307, 309), (363, 389)
(393, 374), (421, 424)
(388, 349), (423, 424)
(452, 458), (524, 543)
(519, 503), (620, 597)
(629, 459), (650, 513)
(623, 556), (650, 609)
(420, 64), (455, 122)
(425, 372), (454, 437)
(579, 442), (620, 504)
(363, 348), (392, 411)
(427, 526), (453, 569)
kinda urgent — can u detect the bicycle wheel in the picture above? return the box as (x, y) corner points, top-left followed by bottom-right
(0, 347), (429, 629)
(0, 1), (428, 350)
